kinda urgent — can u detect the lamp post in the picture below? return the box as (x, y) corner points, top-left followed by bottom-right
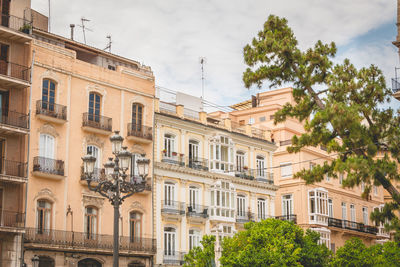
(82, 131), (150, 267)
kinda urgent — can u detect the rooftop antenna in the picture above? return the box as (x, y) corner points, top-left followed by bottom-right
(104, 35), (112, 52)
(77, 17), (92, 44)
(48, 0), (51, 32)
(199, 57), (206, 100)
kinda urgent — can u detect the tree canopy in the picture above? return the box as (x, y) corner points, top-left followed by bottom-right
(183, 235), (215, 267)
(243, 14), (400, 237)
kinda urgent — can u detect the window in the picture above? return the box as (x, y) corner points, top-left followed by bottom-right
(236, 151), (245, 172)
(189, 186), (199, 211)
(239, 120), (245, 126)
(88, 92), (101, 122)
(256, 156), (265, 178)
(87, 145), (100, 169)
(84, 206), (98, 239)
(132, 103), (143, 130)
(42, 79), (56, 111)
(312, 228), (331, 247)
(108, 65), (116, 71)
(214, 225), (235, 242)
(325, 174), (331, 182)
(257, 198), (267, 221)
(188, 139), (199, 161)
(37, 200), (52, 233)
(189, 229), (200, 250)
(350, 204), (356, 222)
(373, 185), (378, 196)
(259, 116), (266, 122)
(130, 212), (142, 242)
(280, 162), (292, 178)
(328, 198), (333, 218)
(341, 202), (347, 220)
(164, 182), (175, 207)
(362, 207), (368, 225)
(39, 134), (55, 159)
(339, 173), (344, 185)
(308, 188), (328, 225)
(236, 195), (246, 218)
(248, 117), (255, 124)
(164, 134), (175, 158)
(209, 136), (234, 172)
(361, 182), (365, 192)
(164, 227), (176, 256)
(210, 181), (235, 219)
(310, 162), (316, 170)
(282, 194), (293, 216)
(130, 153), (143, 183)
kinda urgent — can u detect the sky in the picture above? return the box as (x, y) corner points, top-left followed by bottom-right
(31, 0), (399, 108)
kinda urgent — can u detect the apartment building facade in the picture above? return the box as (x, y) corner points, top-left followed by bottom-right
(212, 88), (390, 251)
(0, 0), (32, 266)
(153, 95), (278, 266)
(22, 14), (156, 267)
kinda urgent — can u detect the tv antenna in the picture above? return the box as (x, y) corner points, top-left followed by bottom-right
(48, 0), (51, 32)
(77, 17), (92, 44)
(199, 57), (207, 99)
(104, 35), (112, 52)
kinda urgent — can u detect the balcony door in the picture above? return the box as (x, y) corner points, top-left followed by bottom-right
(42, 79), (56, 112)
(189, 140), (199, 167)
(257, 198), (267, 220)
(0, 188), (3, 224)
(88, 92), (101, 123)
(164, 227), (176, 257)
(189, 186), (199, 211)
(282, 194), (293, 217)
(84, 206), (98, 240)
(164, 182), (175, 207)
(36, 200), (52, 234)
(164, 134), (175, 158)
(0, 0), (9, 27)
(0, 44), (7, 76)
(0, 90), (8, 123)
(236, 151), (244, 172)
(132, 103), (143, 131)
(130, 212), (142, 243)
(256, 156), (265, 178)
(237, 195), (246, 218)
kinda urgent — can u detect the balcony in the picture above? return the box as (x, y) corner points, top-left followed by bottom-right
(377, 226), (390, 239)
(0, 210), (25, 232)
(235, 168), (274, 184)
(0, 60), (31, 89)
(130, 176), (152, 193)
(256, 214), (273, 222)
(24, 228), (156, 254)
(0, 14), (32, 43)
(82, 113), (112, 135)
(80, 167), (106, 184)
(163, 252), (186, 265)
(392, 77), (400, 94)
(186, 157), (208, 171)
(186, 204), (208, 223)
(161, 201), (185, 219)
(328, 218), (378, 235)
(36, 100), (67, 124)
(126, 123), (152, 143)
(32, 156), (65, 180)
(235, 168), (255, 180)
(161, 152), (185, 166)
(0, 158), (27, 182)
(0, 109), (29, 135)
(236, 211), (255, 224)
(275, 215), (297, 224)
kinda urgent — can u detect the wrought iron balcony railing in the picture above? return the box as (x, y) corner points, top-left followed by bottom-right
(392, 78), (400, 93)
(161, 152), (185, 166)
(256, 214), (273, 222)
(0, 158), (27, 179)
(0, 210), (25, 228)
(0, 109), (29, 129)
(163, 251), (186, 265)
(130, 176), (152, 191)
(36, 100), (67, 121)
(186, 157), (208, 171)
(186, 204), (209, 218)
(24, 228), (156, 252)
(33, 156), (64, 176)
(0, 60), (30, 82)
(235, 168), (274, 184)
(328, 218), (378, 235)
(235, 168), (255, 180)
(127, 123), (152, 141)
(161, 200), (185, 215)
(275, 214), (297, 224)
(0, 14), (32, 34)
(82, 113), (112, 132)
(236, 211), (255, 223)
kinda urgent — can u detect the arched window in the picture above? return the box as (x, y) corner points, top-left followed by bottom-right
(130, 211), (142, 243)
(38, 255), (55, 267)
(78, 258), (102, 267)
(163, 134), (175, 158)
(88, 92), (101, 122)
(257, 198), (267, 221)
(42, 79), (56, 111)
(164, 227), (176, 257)
(189, 229), (201, 250)
(84, 206), (98, 239)
(132, 103), (143, 130)
(36, 200), (52, 234)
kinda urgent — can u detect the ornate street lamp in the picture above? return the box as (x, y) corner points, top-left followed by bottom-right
(82, 130), (150, 267)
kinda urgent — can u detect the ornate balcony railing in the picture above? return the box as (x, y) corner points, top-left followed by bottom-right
(0, 13), (32, 34)
(24, 228), (156, 253)
(275, 214), (297, 224)
(0, 158), (27, 179)
(186, 204), (209, 218)
(33, 156), (64, 176)
(36, 100), (67, 121)
(256, 214), (273, 222)
(236, 211), (255, 223)
(235, 169), (274, 184)
(186, 157), (208, 171)
(161, 152), (185, 166)
(82, 113), (112, 132)
(127, 123), (152, 141)
(280, 139), (292, 146)
(0, 210), (24, 228)
(328, 218), (378, 235)
(0, 109), (29, 129)
(235, 168), (254, 180)
(392, 78), (400, 93)
(0, 60), (30, 82)
(161, 200), (185, 215)
(163, 251), (186, 265)
(130, 176), (152, 191)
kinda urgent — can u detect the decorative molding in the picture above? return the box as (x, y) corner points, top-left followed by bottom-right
(35, 188), (57, 203)
(34, 39), (76, 58)
(131, 144), (145, 155)
(82, 193), (105, 208)
(38, 123), (59, 137)
(129, 201), (145, 214)
(83, 134), (106, 149)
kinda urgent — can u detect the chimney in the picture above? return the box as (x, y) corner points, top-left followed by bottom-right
(70, 24), (75, 40)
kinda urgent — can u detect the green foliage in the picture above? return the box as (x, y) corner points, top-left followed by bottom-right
(243, 14), (400, 238)
(219, 219), (331, 267)
(183, 235), (215, 267)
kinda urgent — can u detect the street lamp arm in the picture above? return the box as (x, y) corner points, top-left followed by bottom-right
(120, 180), (145, 202)
(86, 179), (114, 200)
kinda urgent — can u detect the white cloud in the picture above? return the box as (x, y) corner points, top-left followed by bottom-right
(32, 0), (397, 106)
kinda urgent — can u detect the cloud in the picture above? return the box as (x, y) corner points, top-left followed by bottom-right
(32, 0), (397, 106)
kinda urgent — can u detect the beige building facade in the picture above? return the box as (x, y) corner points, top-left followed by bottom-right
(213, 88), (389, 251)
(153, 94), (278, 266)
(21, 10), (157, 267)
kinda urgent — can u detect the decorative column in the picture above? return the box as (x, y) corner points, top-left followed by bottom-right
(155, 176), (163, 265)
(180, 180), (187, 252)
